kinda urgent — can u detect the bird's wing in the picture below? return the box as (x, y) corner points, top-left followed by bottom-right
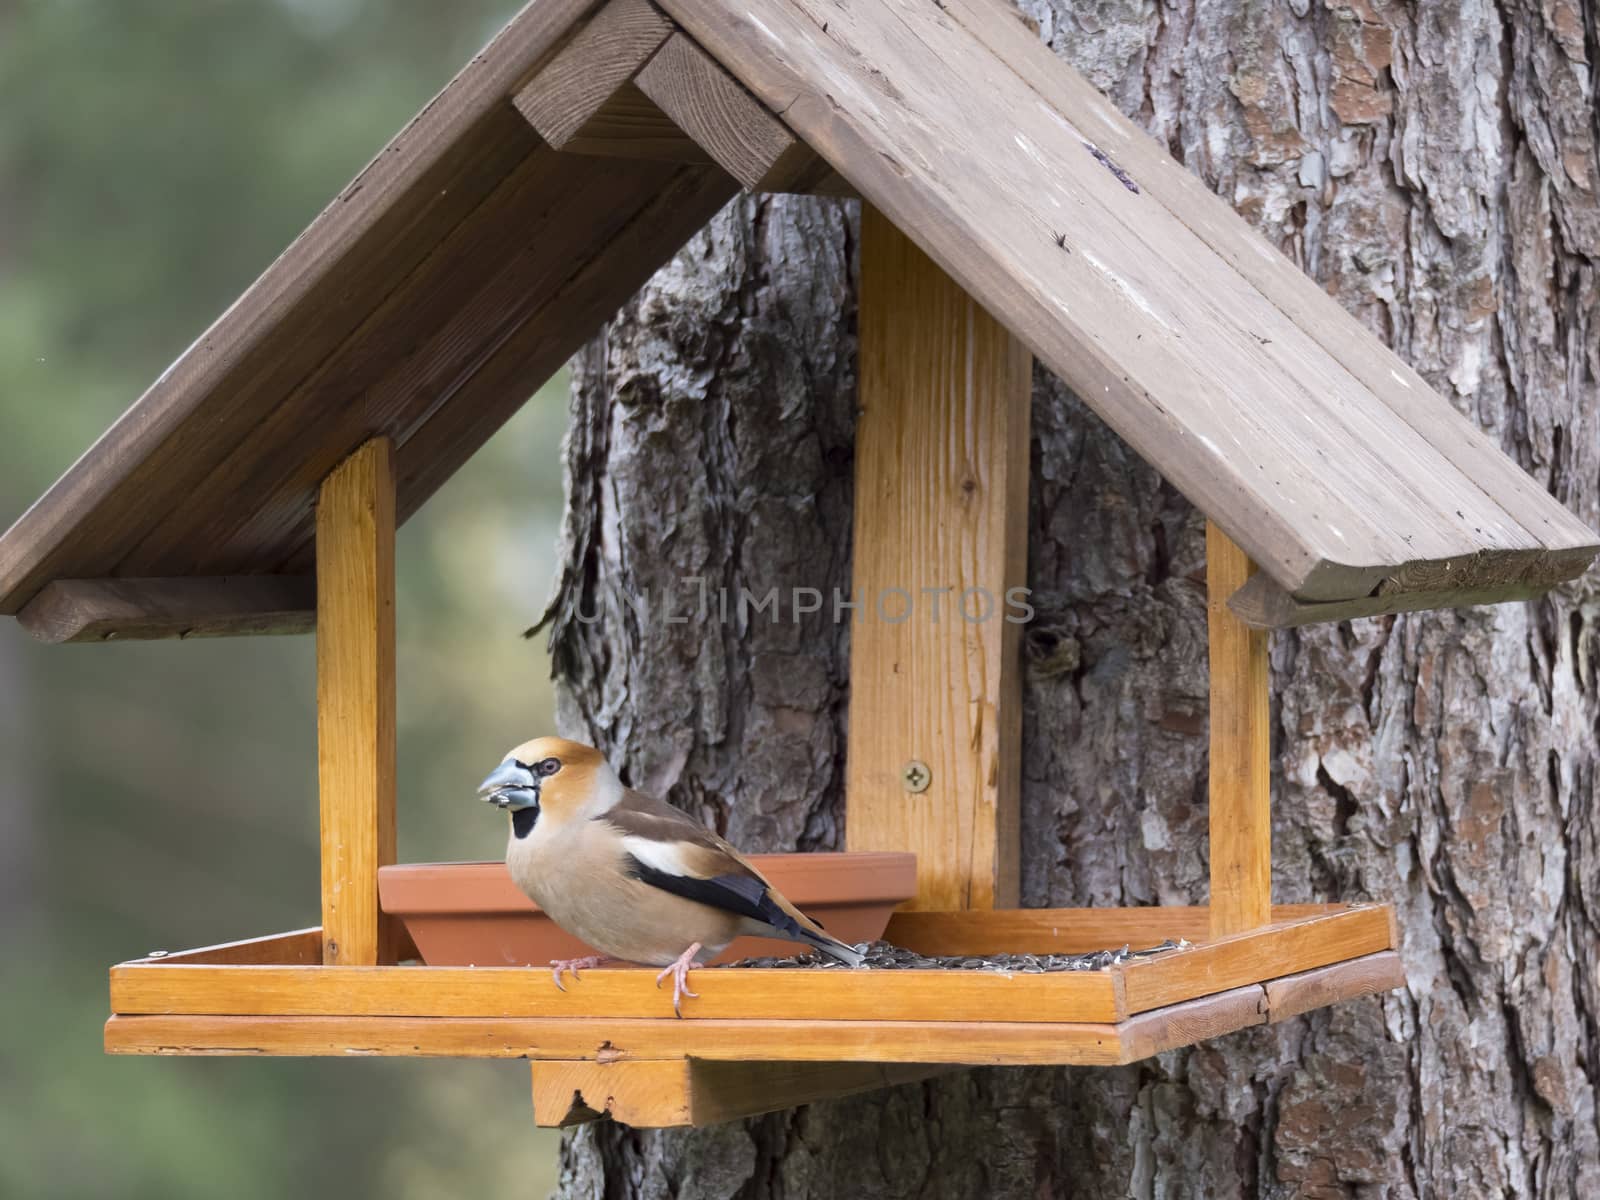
(599, 790), (808, 940)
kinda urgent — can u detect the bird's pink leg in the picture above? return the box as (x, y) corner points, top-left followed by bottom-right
(550, 954), (614, 991)
(654, 942), (703, 1017)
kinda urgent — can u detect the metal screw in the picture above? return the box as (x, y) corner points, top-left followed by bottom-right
(901, 760), (931, 793)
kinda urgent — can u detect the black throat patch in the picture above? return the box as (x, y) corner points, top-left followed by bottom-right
(511, 806), (539, 839)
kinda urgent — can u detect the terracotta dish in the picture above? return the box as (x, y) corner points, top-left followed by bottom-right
(379, 852), (918, 967)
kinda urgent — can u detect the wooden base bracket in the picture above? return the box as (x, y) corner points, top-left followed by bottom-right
(532, 1059), (947, 1128)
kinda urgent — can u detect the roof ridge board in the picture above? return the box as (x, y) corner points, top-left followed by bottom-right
(941, 0), (1597, 559)
(0, 0), (599, 615)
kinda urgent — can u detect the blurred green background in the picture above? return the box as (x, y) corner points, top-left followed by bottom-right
(0, 2), (570, 1195)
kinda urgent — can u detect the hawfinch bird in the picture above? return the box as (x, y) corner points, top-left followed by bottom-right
(478, 737), (863, 1014)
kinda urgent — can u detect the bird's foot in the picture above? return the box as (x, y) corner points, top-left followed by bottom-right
(550, 955), (613, 991)
(655, 943), (703, 1018)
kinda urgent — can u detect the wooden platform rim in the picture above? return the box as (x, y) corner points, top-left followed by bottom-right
(108, 904), (1396, 1028)
(104, 951), (1407, 1067)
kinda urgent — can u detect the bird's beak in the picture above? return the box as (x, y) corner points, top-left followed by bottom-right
(478, 761), (539, 810)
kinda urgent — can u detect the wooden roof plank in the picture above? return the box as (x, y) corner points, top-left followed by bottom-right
(258, 159), (738, 575)
(658, 0), (1598, 602)
(945, 0), (1597, 561)
(120, 149), (690, 577)
(388, 162), (739, 529)
(0, 0), (604, 615)
(860, 2), (1551, 571)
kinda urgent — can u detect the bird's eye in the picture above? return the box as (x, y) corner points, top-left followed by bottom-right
(538, 757), (561, 777)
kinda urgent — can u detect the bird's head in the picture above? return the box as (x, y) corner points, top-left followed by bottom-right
(476, 736), (619, 837)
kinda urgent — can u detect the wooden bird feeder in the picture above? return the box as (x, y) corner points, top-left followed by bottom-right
(5, 0), (1594, 1130)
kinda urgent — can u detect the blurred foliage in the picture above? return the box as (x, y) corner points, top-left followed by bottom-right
(0, 2), (571, 1196)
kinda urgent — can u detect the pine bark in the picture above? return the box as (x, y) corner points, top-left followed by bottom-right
(543, 3), (1600, 1195)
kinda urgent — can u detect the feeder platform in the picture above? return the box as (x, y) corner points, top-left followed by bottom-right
(106, 903), (1401, 1127)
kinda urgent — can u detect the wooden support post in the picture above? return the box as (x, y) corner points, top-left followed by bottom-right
(846, 206), (1031, 911)
(532, 1059), (947, 1128)
(316, 438), (397, 966)
(1206, 521), (1271, 937)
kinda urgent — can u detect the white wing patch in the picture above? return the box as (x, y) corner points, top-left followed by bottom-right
(621, 835), (699, 878)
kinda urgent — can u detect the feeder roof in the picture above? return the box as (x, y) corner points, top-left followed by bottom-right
(2, 0), (1594, 636)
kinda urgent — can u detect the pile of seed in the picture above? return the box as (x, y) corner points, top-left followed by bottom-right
(721, 938), (1190, 973)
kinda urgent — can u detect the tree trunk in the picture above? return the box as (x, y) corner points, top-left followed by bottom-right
(543, 2), (1600, 1195)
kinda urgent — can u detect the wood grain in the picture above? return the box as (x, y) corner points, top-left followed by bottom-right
(0, 0), (602, 614)
(846, 205), (1031, 911)
(657, 0), (1599, 603)
(111, 959), (1125, 1023)
(119, 147), (675, 576)
(7, 0), (1579, 620)
(1262, 950), (1405, 1023)
(534, 1059), (695, 1126)
(531, 1059), (947, 1127)
(384, 160), (737, 530)
(1118, 984), (1266, 1061)
(5, 0), (1593, 618)
(103, 911), (1402, 1064)
(1117, 905), (1394, 1014)
(316, 440), (397, 967)
(557, 82), (716, 162)
(942, 0), (1598, 572)
(1226, 572), (1552, 629)
(16, 576), (313, 642)
(102, 161), (724, 583)
(635, 33), (820, 191)
(107, 906), (1396, 1027)
(883, 902), (1358, 956)
(105, 1013), (1131, 1065)
(125, 929), (323, 967)
(512, 0), (674, 148)
(1207, 522), (1272, 937)
(102, 938), (1401, 1064)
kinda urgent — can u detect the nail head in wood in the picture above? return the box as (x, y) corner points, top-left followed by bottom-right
(901, 760), (931, 793)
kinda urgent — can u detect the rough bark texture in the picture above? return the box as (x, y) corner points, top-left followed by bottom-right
(542, 2), (1600, 1196)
